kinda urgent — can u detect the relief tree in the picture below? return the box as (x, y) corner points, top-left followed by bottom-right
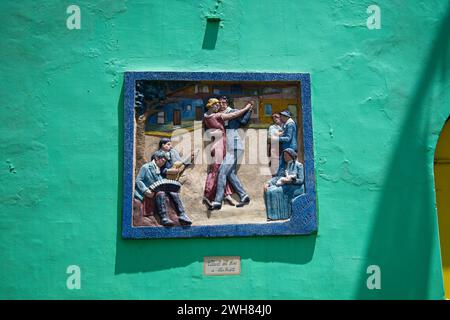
(134, 81), (194, 174)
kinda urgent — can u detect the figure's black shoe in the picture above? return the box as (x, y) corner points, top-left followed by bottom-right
(178, 212), (192, 225)
(236, 195), (250, 208)
(211, 201), (222, 210)
(160, 216), (175, 227)
(202, 198), (213, 210)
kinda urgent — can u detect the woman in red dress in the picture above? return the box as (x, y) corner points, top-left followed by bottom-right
(202, 98), (253, 209)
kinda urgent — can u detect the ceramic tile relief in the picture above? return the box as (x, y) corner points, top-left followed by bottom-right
(122, 72), (317, 239)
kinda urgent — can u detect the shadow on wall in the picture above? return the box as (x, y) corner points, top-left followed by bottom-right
(202, 19), (220, 50)
(114, 83), (316, 275)
(355, 5), (450, 299)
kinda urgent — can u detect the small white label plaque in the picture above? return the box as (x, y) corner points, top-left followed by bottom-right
(204, 256), (241, 276)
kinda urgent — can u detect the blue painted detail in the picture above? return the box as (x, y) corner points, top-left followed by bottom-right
(264, 104), (273, 116)
(145, 98), (203, 127)
(122, 72), (317, 239)
(148, 114), (157, 124)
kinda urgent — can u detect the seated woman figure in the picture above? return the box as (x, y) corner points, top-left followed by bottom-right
(263, 148), (305, 221)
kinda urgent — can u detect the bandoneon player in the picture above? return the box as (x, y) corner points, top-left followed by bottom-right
(134, 150), (192, 226)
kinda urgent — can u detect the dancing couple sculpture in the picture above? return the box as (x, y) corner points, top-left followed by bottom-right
(202, 96), (254, 211)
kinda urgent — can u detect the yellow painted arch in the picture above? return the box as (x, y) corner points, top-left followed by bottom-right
(435, 118), (450, 299)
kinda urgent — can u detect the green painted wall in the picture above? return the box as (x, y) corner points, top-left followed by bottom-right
(1, 0), (449, 299)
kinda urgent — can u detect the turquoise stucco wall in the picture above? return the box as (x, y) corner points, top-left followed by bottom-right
(1, 0), (449, 299)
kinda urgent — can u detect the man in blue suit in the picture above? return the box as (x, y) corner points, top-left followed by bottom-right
(210, 96), (254, 210)
(275, 110), (298, 176)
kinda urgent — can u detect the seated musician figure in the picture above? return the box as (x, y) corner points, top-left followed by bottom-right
(134, 151), (192, 226)
(154, 137), (196, 180)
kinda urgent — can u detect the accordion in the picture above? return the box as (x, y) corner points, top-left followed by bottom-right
(149, 179), (182, 193)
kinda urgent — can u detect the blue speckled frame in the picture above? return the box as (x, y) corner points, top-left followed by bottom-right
(122, 72), (317, 239)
